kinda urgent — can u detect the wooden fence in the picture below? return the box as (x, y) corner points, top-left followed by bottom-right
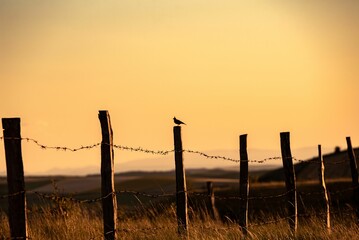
(1, 110), (359, 239)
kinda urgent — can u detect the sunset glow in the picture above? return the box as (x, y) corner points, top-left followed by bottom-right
(1, 1), (359, 174)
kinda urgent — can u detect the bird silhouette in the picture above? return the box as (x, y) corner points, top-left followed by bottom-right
(173, 117), (186, 125)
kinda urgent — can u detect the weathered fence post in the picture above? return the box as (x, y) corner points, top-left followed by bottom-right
(346, 137), (359, 220)
(239, 134), (249, 235)
(280, 132), (297, 233)
(318, 145), (330, 233)
(99, 111), (117, 240)
(2, 118), (28, 239)
(206, 181), (219, 220)
(173, 126), (188, 237)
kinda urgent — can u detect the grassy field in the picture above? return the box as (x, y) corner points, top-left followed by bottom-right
(0, 174), (359, 240)
(1, 170), (359, 239)
(1, 202), (359, 239)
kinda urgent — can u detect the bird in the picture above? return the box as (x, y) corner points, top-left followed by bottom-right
(173, 117), (186, 125)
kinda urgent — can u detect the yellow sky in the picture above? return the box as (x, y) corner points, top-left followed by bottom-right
(0, 1), (359, 174)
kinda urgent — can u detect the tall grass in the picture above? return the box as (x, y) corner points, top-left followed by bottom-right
(1, 203), (359, 240)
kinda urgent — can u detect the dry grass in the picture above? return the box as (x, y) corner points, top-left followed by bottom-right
(1, 203), (359, 240)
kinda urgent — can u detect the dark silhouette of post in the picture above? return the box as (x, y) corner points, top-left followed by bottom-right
(280, 132), (297, 233)
(239, 134), (249, 235)
(346, 137), (359, 220)
(173, 126), (188, 237)
(318, 145), (330, 233)
(2, 118), (28, 239)
(99, 111), (117, 240)
(206, 181), (219, 220)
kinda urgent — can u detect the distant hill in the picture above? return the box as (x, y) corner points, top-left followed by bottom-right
(258, 148), (359, 182)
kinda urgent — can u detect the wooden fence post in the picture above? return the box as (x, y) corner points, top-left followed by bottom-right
(318, 145), (330, 233)
(239, 134), (249, 235)
(2, 118), (28, 239)
(206, 181), (219, 220)
(99, 111), (117, 240)
(280, 132), (297, 233)
(346, 137), (359, 220)
(173, 126), (188, 237)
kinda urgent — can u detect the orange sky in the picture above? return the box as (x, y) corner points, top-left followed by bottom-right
(0, 1), (359, 174)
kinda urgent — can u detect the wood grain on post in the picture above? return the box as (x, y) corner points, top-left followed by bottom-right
(239, 134), (249, 235)
(206, 181), (219, 220)
(173, 126), (188, 237)
(318, 145), (331, 233)
(2, 118), (28, 239)
(99, 111), (117, 240)
(280, 132), (297, 233)
(346, 137), (359, 220)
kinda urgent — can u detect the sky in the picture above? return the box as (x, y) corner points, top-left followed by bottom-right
(0, 0), (359, 175)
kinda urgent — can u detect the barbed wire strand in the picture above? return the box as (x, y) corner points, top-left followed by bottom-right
(188, 190), (293, 201)
(1, 136), (355, 165)
(2, 185), (358, 205)
(0, 137), (283, 164)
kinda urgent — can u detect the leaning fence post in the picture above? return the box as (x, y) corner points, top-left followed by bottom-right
(346, 137), (359, 220)
(2, 118), (28, 239)
(206, 181), (219, 220)
(173, 126), (188, 237)
(318, 145), (330, 233)
(239, 134), (249, 235)
(99, 111), (117, 240)
(280, 132), (297, 234)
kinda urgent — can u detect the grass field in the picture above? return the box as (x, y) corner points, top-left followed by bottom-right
(1, 202), (359, 239)
(1, 169), (359, 239)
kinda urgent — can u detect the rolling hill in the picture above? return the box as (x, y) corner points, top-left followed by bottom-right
(259, 148), (359, 182)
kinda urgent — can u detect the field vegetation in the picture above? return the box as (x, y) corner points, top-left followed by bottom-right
(1, 201), (359, 239)
(2, 146), (359, 240)
(1, 169), (359, 239)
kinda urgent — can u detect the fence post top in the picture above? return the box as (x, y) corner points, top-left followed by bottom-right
(2, 118), (21, 124)
(280, 131), (290, 135)
(2, 117), (21, 120)
(98, 110), (109, 115)
(98, 111), (112, 123)
(2, 118), (21, 133)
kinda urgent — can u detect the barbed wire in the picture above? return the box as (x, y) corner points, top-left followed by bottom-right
(1, 136), (355, 165)
(0, 137), (101, 152)
(116, 190), (175, 198)
(0, 190), (289, 203)
(183, 149), (282, 163)
(0, 139), (273, 164)
(0, 191), (25, 200)
(1, 185), (358, 205)
(113, 145), (174, 155)
(0, 137), (174, 155)
(188, 189), (292, 201)
(0, 136), (277, 163)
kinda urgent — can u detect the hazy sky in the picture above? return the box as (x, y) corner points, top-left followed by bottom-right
(1, 1), (359, 174)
